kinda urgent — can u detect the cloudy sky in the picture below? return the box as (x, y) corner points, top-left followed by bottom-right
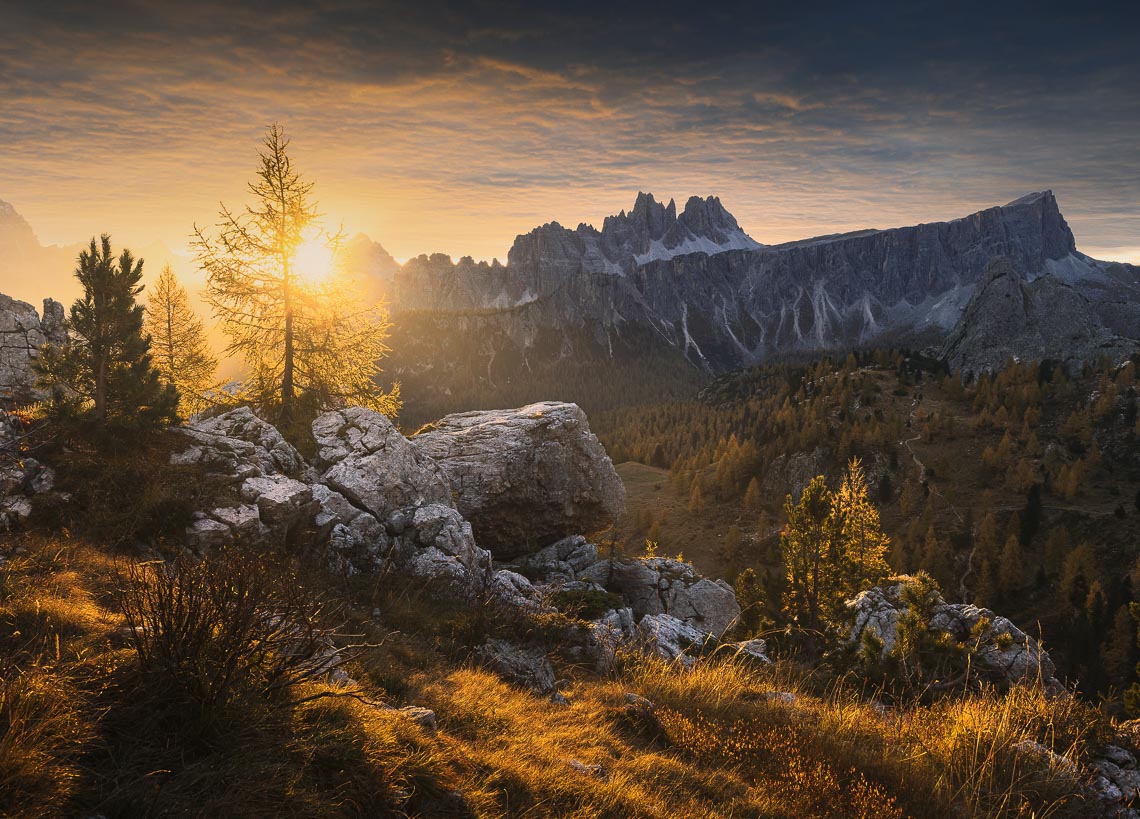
(2, 0), (1139, 264)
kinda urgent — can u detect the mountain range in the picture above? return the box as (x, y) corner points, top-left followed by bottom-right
(3, 190), (1138, 420)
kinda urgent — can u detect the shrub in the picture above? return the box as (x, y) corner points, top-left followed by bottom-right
(118, 548), (351, 722)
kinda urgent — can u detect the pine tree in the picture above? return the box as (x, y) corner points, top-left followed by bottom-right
(780, 476), (839, 631)
(688, 481), (704, 515)
(193, 124), (399, 425)
(36, 235), (178, 434)
(734, 567), (765, 637)
(146, 265), (218, 416)
(998, 533), (1026, 593)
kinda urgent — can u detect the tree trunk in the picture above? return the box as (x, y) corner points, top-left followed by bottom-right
(95, 355), (107, 421)
(282, 308), (295, 422)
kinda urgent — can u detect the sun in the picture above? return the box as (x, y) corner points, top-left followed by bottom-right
(293, 234), (337, 286)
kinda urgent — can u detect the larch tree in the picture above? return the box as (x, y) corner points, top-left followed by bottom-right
(146, 265), (218, 417)
(36, 235), (178, 433)
(192, 124), (399, 426)
(831, 457), (891, 595)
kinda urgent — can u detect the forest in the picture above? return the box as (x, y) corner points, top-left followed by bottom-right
(590, 350), (1140, 705)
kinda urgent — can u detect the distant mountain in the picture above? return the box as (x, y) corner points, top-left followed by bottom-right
(940, 257), (1138, 377)
(340, 232), (400, 303)
(379, 190), (1140, 422)
(0, 200), (80, 305)
(5, 191), (1137, 425)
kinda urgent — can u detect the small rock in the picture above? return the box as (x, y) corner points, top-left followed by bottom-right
(397, 706), (437, 731)
(566, 759), (608, 780)
(475, 639), (557, 695)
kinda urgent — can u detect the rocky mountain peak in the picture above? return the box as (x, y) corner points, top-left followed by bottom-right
(0, 199), (37, 246)
(940, 257), (1138, 376)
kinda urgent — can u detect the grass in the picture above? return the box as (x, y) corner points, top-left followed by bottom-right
(0, 531), (1120, 817)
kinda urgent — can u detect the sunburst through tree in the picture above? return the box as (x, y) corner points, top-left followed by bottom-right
(192, 123), (400, 427)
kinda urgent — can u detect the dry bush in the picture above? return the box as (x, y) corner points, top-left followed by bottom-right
(118, 547), (356, 720)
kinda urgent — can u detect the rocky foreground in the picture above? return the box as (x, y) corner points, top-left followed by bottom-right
(5, 398), (1140, 813)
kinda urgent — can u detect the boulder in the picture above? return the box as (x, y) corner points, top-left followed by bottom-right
(241, 475), (318, 533)
(0, 294), (64, 407)
(394, 503), (491, 585)
(209, 503), (266, 541)
(719, 638), (772, 666)
(394, 705), (437, 731)
(635, 613), (714, 667)
(411, 402), (624, 558)
(313, 407), (452, 520)
(475, 639), (557, 695)
(591, 607), (636, 671)
(520, 534), (600, 583)
(174, 407), (304, 480)
(846, 577), (1064, 694)
(185, 517), (231, 550)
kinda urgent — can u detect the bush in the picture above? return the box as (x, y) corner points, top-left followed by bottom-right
(31, 429), (229, 547)
(118, 547), (350, 723)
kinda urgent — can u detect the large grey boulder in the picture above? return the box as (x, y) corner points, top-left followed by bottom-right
(0, 294), (64, 407)
(475, 639), (557, 695)
(241, 474), (318, 533)
(313, 407), (451, 520)
(311, 408), (491, 590)
(412, 401), (625, 558)
(578, 556), (740, 638)
(847, 577), (1064, 695)
(635, 613), (714, 667)
(174, 407), (304, 480)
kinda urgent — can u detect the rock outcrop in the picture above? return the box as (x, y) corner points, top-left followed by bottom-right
(412, 402), (625, 558)
(174, 406), (306, 479)
(578, 556), (740, 638)
(847, 577), (1064, 695)
(0, 294), (65, 406)
(169, 401), (747, 675)
(0, 410), (54, 528)
(314, 407), (453, 519)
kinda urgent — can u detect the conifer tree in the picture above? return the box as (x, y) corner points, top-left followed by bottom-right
(688, 481), (704, 515)
(146, 265), (218, 416)
(832, 457), (891, 594)
(193, 124), (399, 425)
(743, 476), (762, 513)
(998, 533), (1026, 593)
(36, 235), (178, 433)
(780, 476), (838, 631)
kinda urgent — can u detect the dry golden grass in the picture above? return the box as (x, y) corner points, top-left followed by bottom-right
(0, 532), (1113, 817)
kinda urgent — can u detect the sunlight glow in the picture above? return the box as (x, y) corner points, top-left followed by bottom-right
(293, 234), (336, 286)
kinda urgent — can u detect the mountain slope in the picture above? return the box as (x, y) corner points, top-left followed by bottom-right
(940, 257), (1139, 376)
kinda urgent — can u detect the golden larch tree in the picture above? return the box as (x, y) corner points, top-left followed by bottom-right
(192, 123), (399, 425)
(146, 265), (218, 417)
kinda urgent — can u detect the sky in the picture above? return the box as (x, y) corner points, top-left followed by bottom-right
(2, 0), (1139, 265)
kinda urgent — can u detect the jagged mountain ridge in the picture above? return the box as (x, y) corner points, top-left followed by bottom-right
(384, 190), (1140, 390)
(393, 192), (760, 312)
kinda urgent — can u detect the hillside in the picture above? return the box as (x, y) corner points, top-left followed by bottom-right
(596, 352), (1140, 702)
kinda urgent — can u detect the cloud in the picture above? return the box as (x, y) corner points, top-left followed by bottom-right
(0, 0), (1137, 268)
